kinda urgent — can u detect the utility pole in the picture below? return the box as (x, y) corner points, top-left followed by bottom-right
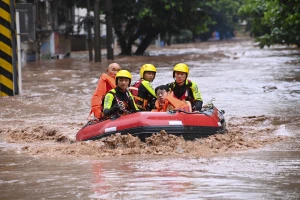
(35, 0), (41, 61)
(86, 0), (93, 61)
(105, 0), (114, 60)
(94, 0), (101, 62)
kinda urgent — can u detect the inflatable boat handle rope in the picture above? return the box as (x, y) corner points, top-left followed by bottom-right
(169, 109), (210, 116)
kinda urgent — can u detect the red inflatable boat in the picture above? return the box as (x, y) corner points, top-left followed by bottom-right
(76, 104), (226, 141)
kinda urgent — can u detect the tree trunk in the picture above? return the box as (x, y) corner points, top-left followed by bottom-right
(87, 0), (93, 61)
(114, 27), (142, 55)
(166, 32), (172, 46)
(114, 28), (131, 55)
(94, 0), (101, 62)
(105, 0), (114, 60)
(135, 30), (159, 55)
(125, 40), (132, 55)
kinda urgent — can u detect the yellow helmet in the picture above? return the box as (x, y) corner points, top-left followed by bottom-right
(173, 63), (189, 78)
(140, 64), (156, 80)
(116, 70), (132, 86)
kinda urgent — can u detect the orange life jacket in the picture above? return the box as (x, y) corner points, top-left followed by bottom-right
(152, 94), (192, 112)
(89, 73), (116, 119)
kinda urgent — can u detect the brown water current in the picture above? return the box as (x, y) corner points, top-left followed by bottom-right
(0, 37), (299, 199)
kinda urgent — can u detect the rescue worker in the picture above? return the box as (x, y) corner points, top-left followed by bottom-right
(166, 63), (203, 111)
(130, 64), (157, 111)
(153, 85), (192, 112)
(89, 63), (121, 119)
(103, 70), (139, 117)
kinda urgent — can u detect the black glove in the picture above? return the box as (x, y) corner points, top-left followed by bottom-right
(149, 98), (156, 110)
(111, 103), (121, 112)
(195, 100), (203, 112)
(103, 104), (122, 116)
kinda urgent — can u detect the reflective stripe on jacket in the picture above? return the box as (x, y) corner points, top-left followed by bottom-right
(103, 88), (139, 116)
(168, 79), (202, 102)
(129, 79), (156, 111)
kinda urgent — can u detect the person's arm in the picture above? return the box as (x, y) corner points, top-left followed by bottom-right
(141, 81), (156, 98)
(141, 81), (157, 109)
(103, 93), (120, 116)
(128, 92), (140, 112)
(90, 74), (106, 118)
(190, 81), (203, 111)
(194, 100), (203, 111)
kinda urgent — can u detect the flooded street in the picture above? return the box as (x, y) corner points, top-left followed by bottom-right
(0, 37), (299, 199)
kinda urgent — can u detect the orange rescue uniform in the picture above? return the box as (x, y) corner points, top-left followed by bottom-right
(90, 73), (116, 118)
(152, 94), (192, 112)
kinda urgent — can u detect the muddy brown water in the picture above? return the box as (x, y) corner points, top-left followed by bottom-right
(0, 38), (299, 199)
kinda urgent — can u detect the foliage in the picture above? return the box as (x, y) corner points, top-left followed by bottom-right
(61, 0), (247, 54)
(173, 30), (193, 43)
(200, 0), (245, 40)
(239, 0), (300, 48)
(110, 0), (209, 55)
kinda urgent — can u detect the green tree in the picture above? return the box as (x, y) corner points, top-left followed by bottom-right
(111, 0), (208, 55)
(74, 0), (246, 55)
(239, 0), (300, 48)
(200, 0), (244, 40)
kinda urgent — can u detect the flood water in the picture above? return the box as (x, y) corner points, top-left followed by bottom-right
(0, 37), (300, 199)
